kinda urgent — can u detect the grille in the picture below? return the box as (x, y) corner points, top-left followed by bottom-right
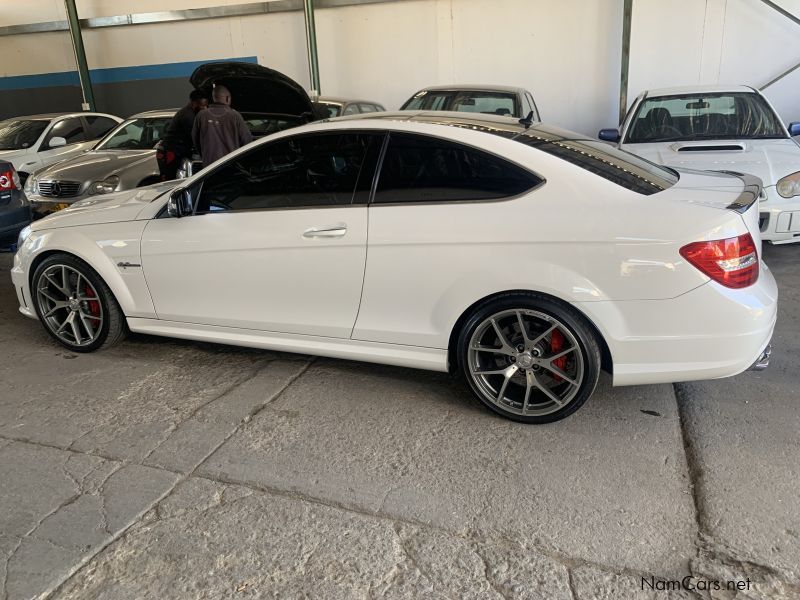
(759, 213), (769, 232)
(38, 180), (82, 198)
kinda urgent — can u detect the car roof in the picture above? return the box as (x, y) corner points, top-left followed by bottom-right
(128, 109), (178, 119)
(0, 112), (118, 121)
(643, 84), (756, 98)
(317, 97), (383, 105)
(328, 110), (580, 142)
(411, 84), (527, 94)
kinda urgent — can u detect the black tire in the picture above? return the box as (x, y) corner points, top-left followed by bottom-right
(456, 293), (601, 424)
(31, 253), (128, 352)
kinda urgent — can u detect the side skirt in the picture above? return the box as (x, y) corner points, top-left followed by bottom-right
(126, 317), (449, 372)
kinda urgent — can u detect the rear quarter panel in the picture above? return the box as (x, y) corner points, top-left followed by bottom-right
(351, 126), (749, 349)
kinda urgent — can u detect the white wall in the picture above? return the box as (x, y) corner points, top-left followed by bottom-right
(1, 0), (799, 135)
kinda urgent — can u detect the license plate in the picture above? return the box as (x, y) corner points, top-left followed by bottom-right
(52, 203), (70, 212)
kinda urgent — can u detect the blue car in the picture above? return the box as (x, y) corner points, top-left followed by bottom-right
(0, 160), (32, 248)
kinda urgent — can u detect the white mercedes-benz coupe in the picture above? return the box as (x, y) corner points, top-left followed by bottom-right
(599, 85), (800, 245)
(11, 111), (777, 423)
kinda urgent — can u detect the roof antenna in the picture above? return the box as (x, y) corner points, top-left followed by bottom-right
(518, 110), (535, 128)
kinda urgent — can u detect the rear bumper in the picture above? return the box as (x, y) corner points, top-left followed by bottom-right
(578, 262), (778, 386)
(748, 343), (771, 371)
(0, 207), (32, 243)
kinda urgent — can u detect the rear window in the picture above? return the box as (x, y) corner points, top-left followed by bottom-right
(515, 133), (678, 195)
(402, 90), (519, 117)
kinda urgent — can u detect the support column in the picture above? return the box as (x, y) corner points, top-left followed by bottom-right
(64, 0), (95, 111)
(618, 0), (633, 124)
(303, 0), (321, 97)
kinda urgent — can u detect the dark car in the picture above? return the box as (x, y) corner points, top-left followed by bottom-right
(0, 161), (31, 247)
(181, 61), (318, 176)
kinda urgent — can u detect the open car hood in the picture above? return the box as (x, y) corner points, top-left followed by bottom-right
(190, 62), (315, 118)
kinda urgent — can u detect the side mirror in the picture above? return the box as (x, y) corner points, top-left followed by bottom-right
(167, 188), (193, 218)
(598, 128), (621, 143)
(48, 136), (67, 149)
(788, 122), (800, 137)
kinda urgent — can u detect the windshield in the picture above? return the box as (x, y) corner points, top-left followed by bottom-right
(316, 103), (342, 118)
(96, 117), (171, 150)
(626, 92), (786, 143)
(402, 90), (519, 117)
(0, 119), (49, 150)
(241, 114), (302, 137)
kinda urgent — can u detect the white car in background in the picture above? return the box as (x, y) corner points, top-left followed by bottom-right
(599, 85), (800, 244)
(12, 112), (776, 423)
(0, 112), (123, 184)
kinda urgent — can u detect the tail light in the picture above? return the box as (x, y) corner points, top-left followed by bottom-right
(680, 233), (759, 289)
(0, 168), (21, 191)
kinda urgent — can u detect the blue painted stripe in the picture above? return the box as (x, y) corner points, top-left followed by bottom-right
(0, 56), (257, 91)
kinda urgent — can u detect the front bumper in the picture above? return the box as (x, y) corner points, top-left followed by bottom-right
(759, 186), (800, 244)
(28, 195), (85, 217)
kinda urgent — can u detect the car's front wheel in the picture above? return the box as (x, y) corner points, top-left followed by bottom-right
(457, 294), (601, 424)
(32, 254), (127, 352)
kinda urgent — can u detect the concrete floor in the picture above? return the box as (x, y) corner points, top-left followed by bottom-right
(0, 246), (798, 600)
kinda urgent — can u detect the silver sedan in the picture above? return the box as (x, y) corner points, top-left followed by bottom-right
(24, 110), (175, 215)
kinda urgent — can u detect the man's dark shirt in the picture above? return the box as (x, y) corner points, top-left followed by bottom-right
(192, 103), (254, 166)
(161, 103), (197, 153)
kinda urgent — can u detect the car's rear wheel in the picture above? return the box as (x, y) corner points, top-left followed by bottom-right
(457, 294), (601, 423)
(32, 254), (127, 352)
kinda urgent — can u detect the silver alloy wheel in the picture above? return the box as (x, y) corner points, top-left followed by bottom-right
(467, 309), (584, 417)
(36, 264), (104, 347)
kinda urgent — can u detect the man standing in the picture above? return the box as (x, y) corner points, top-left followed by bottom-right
(157, 89), (208, 181)
(192, 85), (253, 166)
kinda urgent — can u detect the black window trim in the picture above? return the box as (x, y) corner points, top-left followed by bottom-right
(368, 130), (546, 207)
(182, 129), (387, 216)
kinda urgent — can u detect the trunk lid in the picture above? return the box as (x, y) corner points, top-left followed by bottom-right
(660, 168), (763, 256)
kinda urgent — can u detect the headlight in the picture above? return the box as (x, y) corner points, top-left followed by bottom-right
(24, 175), (37, 195)
(89, 175), (120, 195)
(17, 225), (32, 249)
(776, 171), (800, 198)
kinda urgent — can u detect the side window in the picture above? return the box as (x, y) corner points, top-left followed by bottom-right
(343, 104), (361, 116)
(373, 133), (542, 204)
(195, 133), (380, 213)
(44, 118), (86, 147)
(358, 103), (377, 113)
(85, 116), (118, 139)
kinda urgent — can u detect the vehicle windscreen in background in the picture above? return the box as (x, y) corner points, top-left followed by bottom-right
(0, 119), (49, 150)
(97, 118), (171, 150)
(317, 103), (342, 118)
(403, 91), (519, 117)
(514, 129), (679, 195)
(626, 92), (786, 143)
(242, 114), (302, 137)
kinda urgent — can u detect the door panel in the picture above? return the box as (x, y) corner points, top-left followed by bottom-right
(141, 207), (367, 338)
(139, 131), (380, 338)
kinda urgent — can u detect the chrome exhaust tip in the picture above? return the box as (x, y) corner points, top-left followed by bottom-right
(750, 344), (772, 371)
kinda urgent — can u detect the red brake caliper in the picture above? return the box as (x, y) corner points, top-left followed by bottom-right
(549, 329), (567, 382)
(84, 285), (100, 329)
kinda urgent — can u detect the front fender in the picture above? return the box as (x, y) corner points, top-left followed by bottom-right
(17, 222), (156, 318)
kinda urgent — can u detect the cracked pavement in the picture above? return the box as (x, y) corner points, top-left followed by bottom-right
(0, 246), (798, 599)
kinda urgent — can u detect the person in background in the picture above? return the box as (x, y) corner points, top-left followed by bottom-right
(156, 89), (208, 181)
(192, 84), (253, 166)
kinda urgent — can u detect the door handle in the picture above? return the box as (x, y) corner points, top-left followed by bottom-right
(303, 225), (347, 238)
